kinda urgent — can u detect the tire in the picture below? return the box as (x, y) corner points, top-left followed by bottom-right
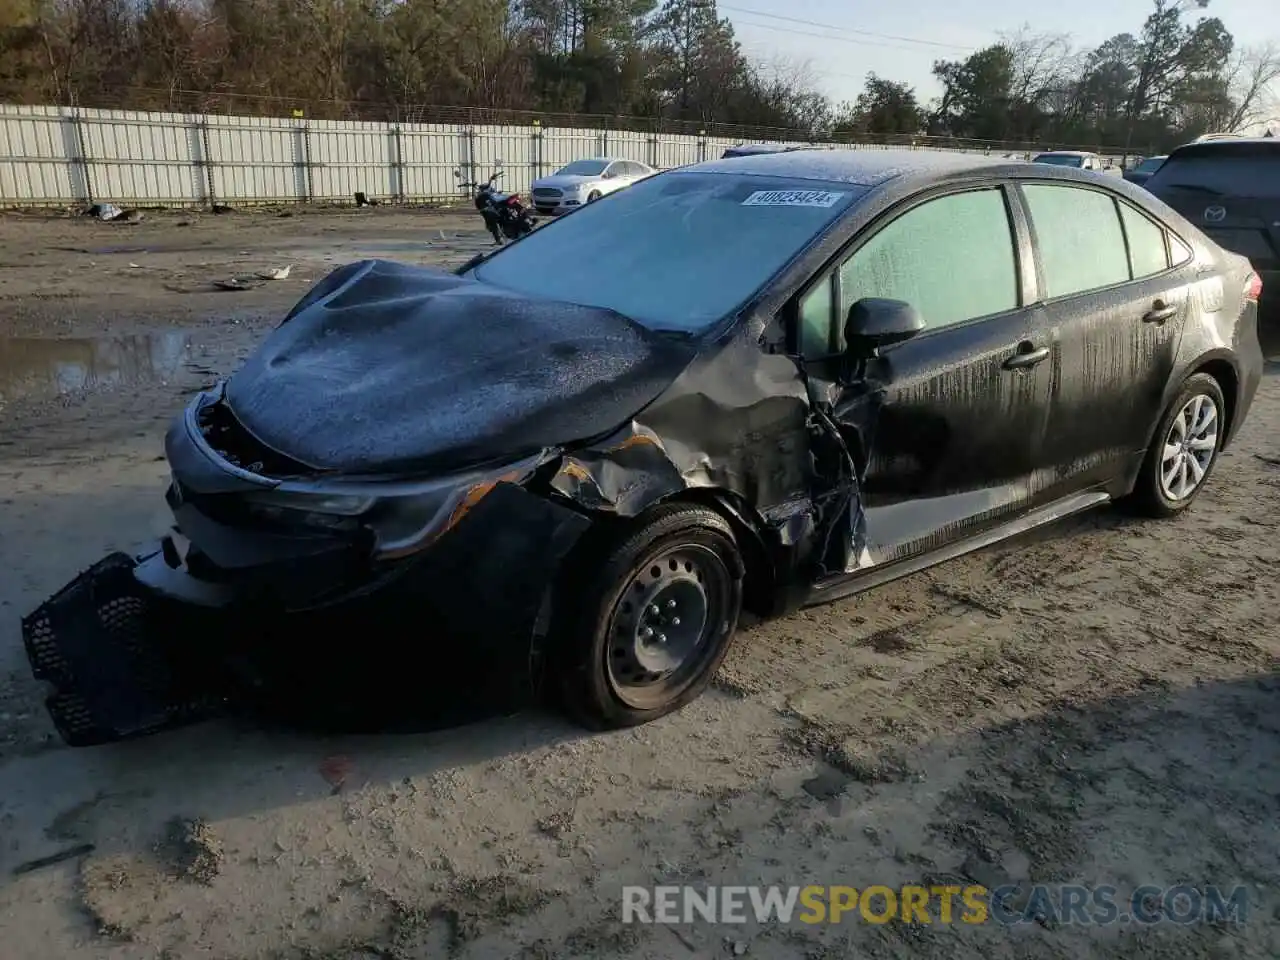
(1121, 372), (1226, 518)
(552, 504), (744, 730)
(587, 190), (602, 203)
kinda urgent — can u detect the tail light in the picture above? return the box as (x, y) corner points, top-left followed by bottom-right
(1244, 271), (1263, 302)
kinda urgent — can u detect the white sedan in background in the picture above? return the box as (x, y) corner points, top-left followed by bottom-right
(530, 158), (656, 215)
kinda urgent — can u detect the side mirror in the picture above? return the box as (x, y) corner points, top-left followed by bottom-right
(844, 298), (925, 357)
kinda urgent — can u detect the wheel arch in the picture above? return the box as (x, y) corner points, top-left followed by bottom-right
(1189, 356), (1240, 448)
(657, 489), (779, 617)
(550, 487), (781, 619)
(1146, 349), (1241, 453)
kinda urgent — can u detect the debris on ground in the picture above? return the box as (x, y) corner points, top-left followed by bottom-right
(84, 203), (144, 224)
(86, 203), (122, 222)
(213, 275), (267, 291)
(255, 265), (292, 280)
(157, 816), (224, 885)
(11, 843), (96, 876)
(355, 191), (380, 207)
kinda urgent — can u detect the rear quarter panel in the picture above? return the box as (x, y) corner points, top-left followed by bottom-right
(1162, 243), (1263, 449)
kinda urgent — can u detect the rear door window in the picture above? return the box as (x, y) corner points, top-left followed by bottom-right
(1118, 202), (1170, 278)
(1023, 184), (1130, 298)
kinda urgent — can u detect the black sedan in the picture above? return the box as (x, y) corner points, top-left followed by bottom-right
(24, 149), (1264, 745)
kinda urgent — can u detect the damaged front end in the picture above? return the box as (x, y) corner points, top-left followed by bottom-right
(22, 258), (703, 746)
(23, 383), (593, 746)
(21, 254), (879, 746)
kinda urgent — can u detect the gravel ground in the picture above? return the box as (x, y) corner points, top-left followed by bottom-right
(1, 208), (1278, 960)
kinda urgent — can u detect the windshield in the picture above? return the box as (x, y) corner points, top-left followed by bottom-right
(1032, 154), (1086, 167)
(472, 172), (862, 334)
(555, 160), (610, 177)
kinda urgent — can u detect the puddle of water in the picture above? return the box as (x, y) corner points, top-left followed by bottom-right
(0, 332), (191, 403)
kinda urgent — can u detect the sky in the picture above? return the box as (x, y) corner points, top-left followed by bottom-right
(722, 0), (1280, 125)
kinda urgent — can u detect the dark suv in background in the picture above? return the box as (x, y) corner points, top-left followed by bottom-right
(1144, 138), (1278, 317)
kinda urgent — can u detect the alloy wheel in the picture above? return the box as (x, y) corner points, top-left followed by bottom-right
(1159, 393), (1219, 502)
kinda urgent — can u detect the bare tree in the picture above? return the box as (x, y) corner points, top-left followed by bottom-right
(748, 53), (832, 132)
(998, 25), (1077, 108)
(1225, 41), (1280, 131)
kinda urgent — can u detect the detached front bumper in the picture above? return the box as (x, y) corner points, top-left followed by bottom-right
(22, 551), (228, 746)
(22, 483), (592, 747)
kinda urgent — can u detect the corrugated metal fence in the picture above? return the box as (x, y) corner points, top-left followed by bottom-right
(0, 104), (1059, 208)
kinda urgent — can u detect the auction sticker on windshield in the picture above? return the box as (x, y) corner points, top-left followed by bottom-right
(742, 190), (846, 208)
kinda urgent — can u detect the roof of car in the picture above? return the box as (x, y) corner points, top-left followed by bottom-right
(684, 148), (1013, 187)
(1165, 137), (1280, 159)
(1172, 136), (1279, 148)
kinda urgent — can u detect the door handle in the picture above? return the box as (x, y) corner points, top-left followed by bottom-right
(1003, 344), (1050, 369)
(1143, 300), (1178, 324)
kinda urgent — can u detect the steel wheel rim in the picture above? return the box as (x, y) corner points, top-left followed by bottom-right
(605, 544), (732, 710)
(1160, 393), (1219, 502)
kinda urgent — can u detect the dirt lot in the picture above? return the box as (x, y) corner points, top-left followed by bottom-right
(1, 208), (1279, 960)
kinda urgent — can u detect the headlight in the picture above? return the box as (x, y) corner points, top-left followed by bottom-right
(366, 464), (537, 558)
(245, 491), (374, 516)
(236, 453), (550, 557)
(363, 485), (461, 555)
(240, 490), (375, 534)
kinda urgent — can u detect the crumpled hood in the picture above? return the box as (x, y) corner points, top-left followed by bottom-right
(223, 259), (697, 476)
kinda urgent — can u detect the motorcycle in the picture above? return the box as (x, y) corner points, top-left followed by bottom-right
(455, 166), (537, 245)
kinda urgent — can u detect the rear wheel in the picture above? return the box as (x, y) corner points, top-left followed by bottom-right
(1121, 373), (1225, 517)
(553, 504), (743, 729)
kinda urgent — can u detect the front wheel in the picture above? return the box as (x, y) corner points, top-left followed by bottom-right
(552, 504), (744, 730)
(1120, 372), (1225, 518)
(587, 190), (602, 203)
